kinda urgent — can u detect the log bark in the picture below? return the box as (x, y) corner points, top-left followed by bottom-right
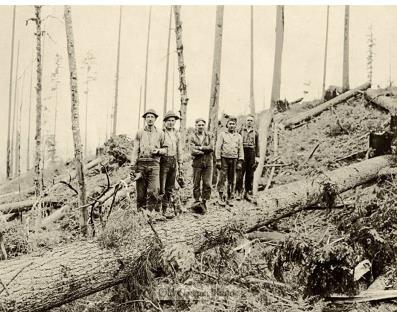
(0, 155), (395, 312)
(281, 82), (371, 129)
(0, 198), (60, 214)
(365, 89), (397, 114)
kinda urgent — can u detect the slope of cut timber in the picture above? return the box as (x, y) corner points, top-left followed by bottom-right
(0, 155), (394, 312)
(280, 82), (370, 129)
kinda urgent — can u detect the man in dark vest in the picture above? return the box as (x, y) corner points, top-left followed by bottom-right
(130, 109), (166, 212)
(236, 114), (260, 201)
(189, 118), (214, 213)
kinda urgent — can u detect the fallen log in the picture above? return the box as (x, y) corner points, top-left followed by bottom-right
(0, 198), (61, 214)
(281, 82), (371, 129)
(365, 89), (397, 114)
(0, 155), (394, 312)
(329, 289), (397, 303)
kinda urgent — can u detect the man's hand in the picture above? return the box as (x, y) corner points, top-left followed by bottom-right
(129, 165), (136, 181)
(253, 157), (259, 170)
(216, 159), (222, 170)
(236, 160), (243, 170)
(151, 148), (160, 155)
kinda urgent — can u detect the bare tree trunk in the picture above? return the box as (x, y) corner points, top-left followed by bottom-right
(249, 5), (255, 115)
(10, 41), (20, 179)
(172, 57), (175, 111)
(15, 71), (25, 183)
(254, 5), (284, 194)
(163, 6), (172, 117)
(112, 5), (122, 137)
(138, 85), (142, 129)
(84, 66), (89, 158)
(322, 5), (330, 99)
(64, 5), (88, 236)
(208, 5), (224, 133)
(342, 5), (350, 92)
(270, 5), (284, 106)
(143, 6), (152, 113)
(33, 7), (42, 197)
(27, 58), (33, 171)
(6, 6), (16, 180)
(173, 5), (189, 146)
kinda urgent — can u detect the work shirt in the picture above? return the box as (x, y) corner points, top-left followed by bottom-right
(215, 131), (244, 160)
(240, 126), (260, 157)
(189, 131), (214, 168)
(162, 129), (182, 164)
(131, 126), (166, 165)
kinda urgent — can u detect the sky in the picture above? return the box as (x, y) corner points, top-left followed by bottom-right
(0, 5), (397, 179)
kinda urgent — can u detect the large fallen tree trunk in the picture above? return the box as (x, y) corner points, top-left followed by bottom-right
(0, 155), (394, 312)
(281, 82), (370, 129)
(0, 198), (61, 214)
(365, 89), (397, 114)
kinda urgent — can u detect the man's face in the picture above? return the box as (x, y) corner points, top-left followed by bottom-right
(145, 114), (156, 126)
(246, 116), (254, 127)
(227, 121), (236, 132)
(165, 117), (176, 129)
(196, 121), (205, 133)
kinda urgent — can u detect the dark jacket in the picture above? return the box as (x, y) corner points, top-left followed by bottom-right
(239, 126), (260, 157)
(189, 131), (214, 168)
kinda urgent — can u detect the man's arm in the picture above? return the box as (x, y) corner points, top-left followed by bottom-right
(238, 134), (244, 160)
(201, 132), (214, 153)
(215, 132), (223, 160)
(130, 131), (140, 167)
(190, 135), (204, 156)
(255, 131), (260, 158)
(176, 132), (183, 164)
(157, 131), (168, 155)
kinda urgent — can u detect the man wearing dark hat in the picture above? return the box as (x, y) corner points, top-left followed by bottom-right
(189, 117), (214, 213)
(130, 109), (167, 212)
(236, 114), (260, 201)
(215, 116), (244, 206)
(160, 110), (182, 218)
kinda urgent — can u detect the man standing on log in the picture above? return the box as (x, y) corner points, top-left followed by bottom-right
(160, 111), (182, 218)
(189, 118), (214, 213)
(130, 109), (167, 212)
(236, 115), (260, 201)
(215, 116), (244, 206)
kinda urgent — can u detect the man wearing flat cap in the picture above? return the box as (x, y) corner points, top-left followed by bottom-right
(159, 110), (183, 218)
(189, 117), (214, 213)
(215, 116), (244, 206)
(130, 109), (167, 212)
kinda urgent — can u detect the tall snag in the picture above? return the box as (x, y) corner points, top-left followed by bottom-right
(143, 6), (152, 112)
(27, 57), (33, 171)
(253, 5), (284, 194)
(322, 5), (330, 99)
(208, 5), (224, 133)
(249, 5), (255, 114)
(342, 5), (350, 91)
(10, 41), (20, 179)
(173, 5), (189, 146)
(112, 6), (122, 137)
(6, 6), (16, 180)
(163, 6), (173, 117)
(33, 6), (43, 196)
(64, 5), (88, 235)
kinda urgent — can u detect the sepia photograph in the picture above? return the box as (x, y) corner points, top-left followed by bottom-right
(1, 3), (397, 311)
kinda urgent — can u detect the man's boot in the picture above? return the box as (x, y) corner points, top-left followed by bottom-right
(201, 200), (207, 214)
(244, 192), (253, 202)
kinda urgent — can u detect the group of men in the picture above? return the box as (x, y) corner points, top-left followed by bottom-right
(130, 108), (260, 218)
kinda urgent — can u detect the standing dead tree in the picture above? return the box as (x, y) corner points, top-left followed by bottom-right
(143, 6), (152, 113)
(173, 5), (189, 145)
(249, 5), (255, 114)
(27, 57), (33, 171)
(342, 5), (350, 92)
(163, 6), (173, 117)
(367, 24), (375, 85)
(10, 41), (20, 179)
(322, 5), (330, 99)
(6, 6), (16, 180)
(208, 5), (224, 133)
(64, 5), (88, 235)
(253, 5), (284, 194)
(50, 53), (62, 162)
(112, 6), (122, 137)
